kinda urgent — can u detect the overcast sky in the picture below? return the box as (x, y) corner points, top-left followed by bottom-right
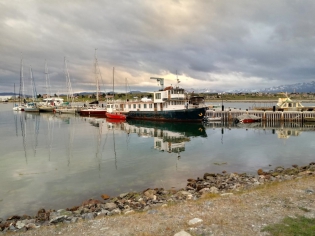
(1, 0), (315, 95)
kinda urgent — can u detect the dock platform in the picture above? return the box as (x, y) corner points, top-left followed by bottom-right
(206, 109), (315, 123)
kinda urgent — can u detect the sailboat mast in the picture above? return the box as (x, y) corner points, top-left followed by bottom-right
(113, 67), (114, 100)
(45, 60), (51, 98)
(30, 66), (34, 102)
(95, 49), (99, 101)
(20, 56), (24, 104)
(13, 83), (15, 107)
(64, 57), (73, 103)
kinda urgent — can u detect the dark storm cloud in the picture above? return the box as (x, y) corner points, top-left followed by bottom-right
(1, 0), (315, 94)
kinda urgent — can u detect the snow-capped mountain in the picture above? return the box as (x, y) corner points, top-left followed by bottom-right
(187, 81), (315, 94)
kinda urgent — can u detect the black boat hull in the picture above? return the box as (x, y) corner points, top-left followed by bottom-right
(127, 107), (207, 122)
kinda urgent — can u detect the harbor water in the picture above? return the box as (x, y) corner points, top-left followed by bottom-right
(0, 102), (315, 219)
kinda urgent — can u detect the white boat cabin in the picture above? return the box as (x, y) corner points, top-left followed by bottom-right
(39, 97), (64, 107)
(106, 86), (201, 113)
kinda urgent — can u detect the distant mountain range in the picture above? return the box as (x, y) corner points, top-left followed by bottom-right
(187, 81), (315, 94)
(1, 82), (315, 96)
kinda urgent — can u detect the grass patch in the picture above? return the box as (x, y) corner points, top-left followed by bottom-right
(213, 162), (227, 165)
(261, 215), (315, 236)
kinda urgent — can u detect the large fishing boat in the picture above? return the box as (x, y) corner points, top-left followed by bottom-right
(106, 77), (207, 122)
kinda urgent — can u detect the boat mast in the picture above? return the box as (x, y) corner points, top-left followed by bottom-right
(45, 60), (52, 98)
(29, 66), (37, 102)
(20, 55), (25, 104)
(113, 67), (114, 101)
(64, 57), (74, 104)
(95, 49), (99, 102)
(13, 83), (16, 107)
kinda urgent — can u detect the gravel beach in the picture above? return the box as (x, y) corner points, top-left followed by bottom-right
(2, 163), (315, 236)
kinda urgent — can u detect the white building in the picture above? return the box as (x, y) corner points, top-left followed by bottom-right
(0, 96), (11, 101)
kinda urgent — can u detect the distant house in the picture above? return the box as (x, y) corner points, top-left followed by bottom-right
(0, 96), (11, 101)
(106, 95), (114, 99)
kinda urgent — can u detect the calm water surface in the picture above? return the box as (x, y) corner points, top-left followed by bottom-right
(1, 102), (315, 218)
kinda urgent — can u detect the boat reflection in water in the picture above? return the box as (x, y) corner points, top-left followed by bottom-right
(205, 120), (315, 140)
(105, 119), (207, 156)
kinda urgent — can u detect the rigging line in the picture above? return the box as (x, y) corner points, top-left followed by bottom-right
(94, 49), (107, 97)
(96, 57), (106, 94)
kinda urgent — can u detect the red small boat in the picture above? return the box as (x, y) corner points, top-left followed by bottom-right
(79, 106), (107, 117)
(237, 114), (261, 123)
(106, 112), (127, 120)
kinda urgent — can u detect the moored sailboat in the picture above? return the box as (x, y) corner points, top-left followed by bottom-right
(24, 66), (39, 112)
(13, 56), (26, 111)
(105, 68), (128, 120)
(38, 62), (64, 112)
(79, 49), (107, 117)
(54, 57), (78, 114)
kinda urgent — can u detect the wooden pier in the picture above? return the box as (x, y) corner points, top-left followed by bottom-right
(207, 109), (315, 123)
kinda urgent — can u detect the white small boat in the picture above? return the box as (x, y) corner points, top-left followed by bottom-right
(24, 102), (39, 112)
(38, 97), (64, 112)
(203, 116), (222, 122)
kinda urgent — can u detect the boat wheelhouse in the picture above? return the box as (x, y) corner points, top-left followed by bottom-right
(276, 96), (304, 111)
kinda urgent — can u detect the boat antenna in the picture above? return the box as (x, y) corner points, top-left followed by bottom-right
(176, 70), (180, 88)
(150, 77), (164, 90)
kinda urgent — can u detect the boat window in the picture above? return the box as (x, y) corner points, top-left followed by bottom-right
(155, 93), (161, 99)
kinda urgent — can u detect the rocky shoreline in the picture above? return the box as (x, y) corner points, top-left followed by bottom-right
(1, 162), (314, 234)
